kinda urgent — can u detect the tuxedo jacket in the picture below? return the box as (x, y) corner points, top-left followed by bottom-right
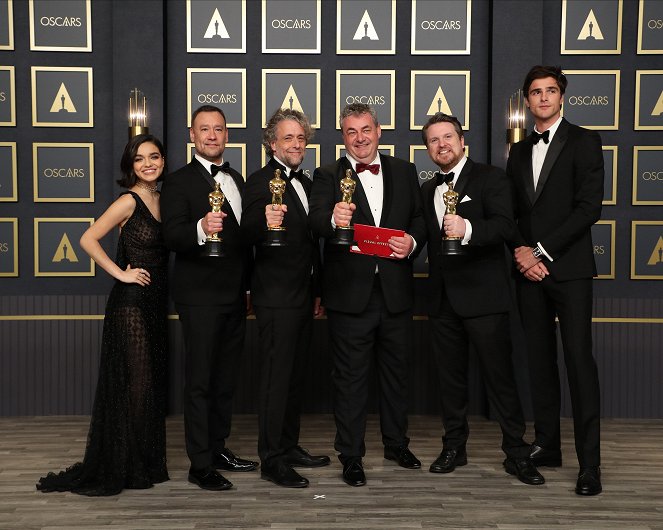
(241, 158), (320, 308)
(421, 158), (516, 318)
(309, 154), (426, 314)
(506, 118), (603, 281)
(160, 158), (249, 308)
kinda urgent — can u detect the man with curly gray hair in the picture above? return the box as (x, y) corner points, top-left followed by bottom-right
(241, 107), (329, 488)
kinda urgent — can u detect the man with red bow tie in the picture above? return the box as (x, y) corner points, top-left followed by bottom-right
(309, 103), (426, 487)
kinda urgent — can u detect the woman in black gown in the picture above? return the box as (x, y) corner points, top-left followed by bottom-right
(37, 135), (170, 496)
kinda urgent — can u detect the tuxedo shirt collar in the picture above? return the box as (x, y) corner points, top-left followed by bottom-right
(534, 115), (563, 142)
(346, 153), (381, 173)
(194, 153), (226, 175)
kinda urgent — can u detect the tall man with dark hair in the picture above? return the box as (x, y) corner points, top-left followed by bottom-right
(242, 108), (330, 488)
(507, 66), (603, 495)
(420, 113), (543, 486)
(161, 105), (258, 491)
(309, 103), (426, 487)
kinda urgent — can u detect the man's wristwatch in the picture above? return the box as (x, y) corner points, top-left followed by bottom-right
(532, 245), (543, 259)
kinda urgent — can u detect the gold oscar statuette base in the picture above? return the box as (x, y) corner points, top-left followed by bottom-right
(264, 226), (287, 247)
(441, 237), (466, 256)
(330, 225), (355, 246)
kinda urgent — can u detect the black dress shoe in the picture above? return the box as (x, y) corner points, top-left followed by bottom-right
(530, 443), (562, 467)
(213, 448), (259, 472)
(504, 457), (545, 485)
(188, 467), (233, 491)
(384, 446), (421, 469)
(342, 458), (366, 487)
(284, 446), (331, 468)
(261, 460), (309, 488)
(576, 467), (602, 496)
(429, 448), (467, 473)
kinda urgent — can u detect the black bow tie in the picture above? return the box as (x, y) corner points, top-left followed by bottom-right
(435, 172), (454, 187)
(532, 130), (550, 145)
(289, 169), (305, 182)
(210, 161), (230, 176)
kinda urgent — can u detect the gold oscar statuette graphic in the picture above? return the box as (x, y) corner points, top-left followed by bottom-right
(441, 180), (466, 256)
(204, 182), (225, 257)
(264, 168), (287, 247)
(330, 168), (356, 245)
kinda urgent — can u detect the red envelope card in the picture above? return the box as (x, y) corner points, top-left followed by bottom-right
(349, 223), (405, 258)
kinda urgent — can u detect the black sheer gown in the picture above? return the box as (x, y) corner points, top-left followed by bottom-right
(37, 192), (170, 496)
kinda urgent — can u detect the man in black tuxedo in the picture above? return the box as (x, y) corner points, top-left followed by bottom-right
(241, 108), (330, 488)
(507, 66), (603, 496)
(309, 103), (426, 487)
(420, 113), (543, 486)
(161, 105), (258, 491)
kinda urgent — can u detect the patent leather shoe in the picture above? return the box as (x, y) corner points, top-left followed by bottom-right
(504, 457), (545, 485)
(188, 467), (233, 491)
(284, 445), (331, 468)
(384, 446), (421, 469)
(575, 467), (602, 496)
(429, 448), (467, 473)
(261, 460), (309, 488)
(213, 448), (259, 472)
(530, 443), (562, 467)
(342, 458), (366, 487)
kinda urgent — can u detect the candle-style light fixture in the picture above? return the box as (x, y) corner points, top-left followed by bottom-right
(507, 89), (527, 149)
(128, 88), (148, 139)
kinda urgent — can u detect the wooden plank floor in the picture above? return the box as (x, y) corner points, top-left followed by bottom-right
(1, 415), (662, 529)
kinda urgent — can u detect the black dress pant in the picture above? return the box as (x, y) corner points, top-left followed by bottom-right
(430, 294), (530, 459)
(254, 303), (312, 464)
(327, 281), (411, 460)
(517, 277), (601, 468)
(177, 303), (246, 470)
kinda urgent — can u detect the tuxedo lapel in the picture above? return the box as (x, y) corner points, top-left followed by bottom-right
(534, 119), (569, 203)
(190, 158), (216, 189)
(519, 141), (536, 205)
(454, 158), (472, 199)
(379, 154), (393, 227)
(425, 181), (441, 232)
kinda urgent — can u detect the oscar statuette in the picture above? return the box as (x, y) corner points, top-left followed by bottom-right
(204, 182), (225, 257)
(264, 168), (287, 247)
(330, 169), (356, 245)
(441, 180), (466, 256)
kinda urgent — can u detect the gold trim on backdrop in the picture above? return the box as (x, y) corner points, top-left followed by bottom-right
(0, 141), (17, 201)
(261, 0), (321, 53)
(410, 0), (471, 55)
(634, 70), (663, 130)
(593, 220), (616, 280)
(0, 0), (13, 50)
(186, 0), (246, 53)
(261, 69), (321, 128)
(2, 314), (663, 324)
(335, 144), (394, 160)
(0, 65), (15, 125)
(30, 66), (94, 127)
(631, 220), (663, 280)
(561, 70), (620, 130)
(187, 142), (247, 179)
(603, 145), (618, 205)
(637, 0), (663, 54)
(28, 0), (91, 52)
(409, 70), (471, 130)
(32, 143), (94, 203)
(336, 0), (396, 55)
(33, 217), (94, 277)
(0, 217), (18, 277)
(561, 0), (623, 54)
(632, 146), (663, 205)
(335, 70), (396, 130)
(186, 68), (246, 128)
